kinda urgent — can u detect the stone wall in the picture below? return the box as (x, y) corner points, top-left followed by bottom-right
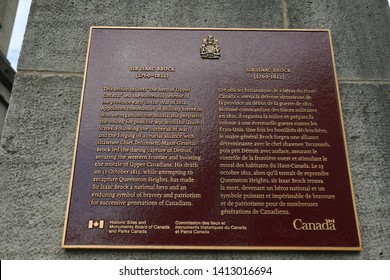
(0, 0), (18, 139)
(1, 0), (389, 259)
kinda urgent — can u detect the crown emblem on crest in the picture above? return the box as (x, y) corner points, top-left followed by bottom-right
(200, 34), (220, 59)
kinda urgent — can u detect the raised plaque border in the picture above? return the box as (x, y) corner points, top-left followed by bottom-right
(62, 27), (362, 251)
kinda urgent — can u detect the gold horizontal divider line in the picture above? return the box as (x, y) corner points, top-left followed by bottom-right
(338, 79), (390, 85)
(16, 69), (84, 77)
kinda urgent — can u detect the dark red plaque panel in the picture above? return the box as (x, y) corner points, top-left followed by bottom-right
(62, 27), (361, 250)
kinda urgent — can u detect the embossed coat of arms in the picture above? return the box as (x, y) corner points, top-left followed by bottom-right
(200, 34), (220, 59)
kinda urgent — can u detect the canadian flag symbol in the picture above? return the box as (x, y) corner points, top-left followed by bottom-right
(88, 220), (104, 229)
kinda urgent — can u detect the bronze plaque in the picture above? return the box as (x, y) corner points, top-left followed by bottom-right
(62, 27), (361, 250)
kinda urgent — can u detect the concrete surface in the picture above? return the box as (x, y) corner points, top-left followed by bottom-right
(288, 0), (390, 80)
(17, 0), (282, 73)
(1, 0), (389, 259)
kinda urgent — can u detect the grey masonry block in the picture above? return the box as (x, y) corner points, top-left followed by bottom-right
(2, 0), (389, 260)
(287, 0), (390, 81)
(339, 83), (390, 259)
(0, 73), (82, 259)
(1, 74), (389, 259)
(18, 0), (283, 73)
